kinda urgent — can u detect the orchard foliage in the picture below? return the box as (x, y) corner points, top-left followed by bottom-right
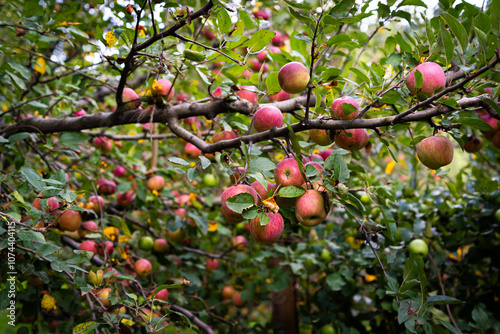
(0, 0), (500, 333)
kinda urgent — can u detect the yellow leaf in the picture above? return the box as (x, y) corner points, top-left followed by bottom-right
(41, 294), (57, 311)
(2, 104), (8, 111)
(152, 79), (163, 91)
(208, 221), (218, 232)
(103, 227), (120, 240)
(384, 64), (394, 80)
(385, 160), (396, 175)
(139, 30), (146, 38)
(117, 246), (128, 259)
(263, 198), (279, 213)
(365, 273), (377, 282)
(34, 57), (46, 75)
(118, 235), (130, 243)
(105, 31), (118, 47)
(189, 193), (197, 201)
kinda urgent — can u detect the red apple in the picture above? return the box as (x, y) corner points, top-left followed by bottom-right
(310, 128), (333, 146)
(222, 286), (235, 299)
(272, 32), (285, 47)
(254, 8), (271, 20)
(463, 135), (483, 153)
(33, 196), (59, 213)
(87, 195), (105, 213)
(406, 62), (446, 98)
(232, 235), (248, 250)
(185, 142), (202, 158)
(491, 131), (500, 149)
(113, 165), (127, 177)
(176, 93), (189, 102)
(213, 130), (238, 143)
(97, 178), (117, 195)
(257, 50), (268, 62)
(274, 157), (305, 187)
(320, 149), (333, 160)
(96, 288), (112, 307)
(79, 240), (98, 257)
(416, 136), (454, 170)
(116, 190), (135, 206)
(203, 29), (216, 40)
(58, 210), (82, 231)
(213, 87), (223, 97)
(269, 90), (291, 102)
(295, 190), (328, 227)
(480, 114), (499, 140)
(135, 259), (152, 277)
(233, 291), (244, 307)
(221, 185), (259, 223)
(93, 136), (112, 153)
(74, 109), (86, 117)
(206, 258), (219, 271)
(154, 238), (168, 252)
(249, 212), (284, 244)
(278, 62), (310, 94)
(251, 180), (276, 201)
(79, 221), (98, 238)
(253, 106), (283, 132)
(147, 175), (165, 191)
(122, 87), (141, 110)
(236, 85), (258, 103)
(330, 96), (359, 120)
(152, 79), (175, 101)
(334, 128), (369, 151)
(155, 289), (168, 301)
(98, 241), (114, 257)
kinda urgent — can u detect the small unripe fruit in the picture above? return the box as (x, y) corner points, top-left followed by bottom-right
(139, 236), (154, 251)
(408, 239), (428, 257)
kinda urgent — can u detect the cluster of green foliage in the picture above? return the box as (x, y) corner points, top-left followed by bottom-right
(0, 0), (499, 333)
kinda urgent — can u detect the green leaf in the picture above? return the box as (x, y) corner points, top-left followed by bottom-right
(398, 0), (427, 7)
(414, 69), (423, 92)
(249, 157), (276, 173)
(265, 72), (281, 96)
(489, 0), (500, 35)
(239, 10), (255, 29)
(326, 273), (346, 291)
(217, 8), (231, 34)
(278, 186), (306, 198)
(169, 157), (190, 166)
(37, 244), (61, 257)
(471, 304), (490, 330)
(457, 117), (494, 131)
(72, 321), (100, 334)
(6, 70), (26, 90)
(246, 30), (275, 53)
(288, 8), (314, 24)
(321, 68), (341, 82)
(226, 193), (256, 214)
(21, 167), (44, 191)
(294, 34), (312, 43)
(438, 320), (462, 334)
(425, 295), (462, 305)
(283, 0), (310, 9)
(257, 212), (270, 226)
(446, 182), (459, 199)
(8, 61), (31, 81)
(400, 279), (419, 293)
(242, 206), (258, 220)
(440, 13), (469, 54)
(327, 34), (352, 46)
(349, 68), (370, 85)
(187, 168), (198, 182)
(409, 136), (426, 146)
(60, 132), (89, 151)
(439, 21), (454, 65)
(199, 156), (211, 169)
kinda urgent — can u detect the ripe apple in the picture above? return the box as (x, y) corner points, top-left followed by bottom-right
(96, 288), (112, 307)
(79, 240), (98, 257)
(176, 93), (189, 102)
(236, 85), (258, 103)
(58, 210), (82, 231)
(232, 291), (244, 307)
(79, 221), (98, 238)
(135, 258), (152, 277)
(93, 136), (112, 153)
(154, 238), (168, 252)
(495, 209), (500, 223)
(274, 157), (305, 187)
(249, 212), (284, 244)
(416, 136), (454, 170)
(139, 236), (154, 251)
(408, 239), (428, 257)
(203, 29), (216, 40)
(278, 62), (310, 94)
(250, 180), (276, 201)
(155, 289), (168, 301)
(310, 128), (333, 146)
(254, 8), (271, 20)
(97, 178), (117, 195)
(213, 130), (238, 143)
(295, 190), (328, 227)
(151, 79), (175, 101)
(33, 196), (59, 213)
(232, 235), (248, 250)
(320, 149), (333, 160)
(185, 142), (202, 158)
(221, 185), (259, 223)
(330, 96), (359, 120)
(122, 87), (141, 110)
(463, 135), (483, 153)
(269, 89), (291, 102)
(253, 106), (284, 132)
(492, 131), (500, 149)
(206, 258), (219, 271)
(116, 190), (135, 206)
(334, 128), (369, 151)
(272, 31), (285, 47)
(147, 175), (165, 191)
(480, 114), (499, 140)
(222, 285), (235, 299)
(98, 241), (114, 257)
(74, 109), (86, 117)
(113, 165), (127, 177)
(87, 195), (105, 213)
(406, 62), (446, 98)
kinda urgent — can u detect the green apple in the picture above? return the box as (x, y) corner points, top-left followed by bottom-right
(203, 173), (219, 187)
(360, 194), (370, 204)
(321, 324), (336, 334)
(304, 258), (317, 272)
(495, 209), (500, 223)
(139, 236), (154, 251)
(320, 249), (332, 263)
(408, 239), (428, 257)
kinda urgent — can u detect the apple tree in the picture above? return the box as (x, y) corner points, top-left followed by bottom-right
(0, 0), (499, 333)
